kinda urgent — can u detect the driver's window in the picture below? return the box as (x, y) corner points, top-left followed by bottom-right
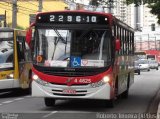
(17, 36), (25, 62)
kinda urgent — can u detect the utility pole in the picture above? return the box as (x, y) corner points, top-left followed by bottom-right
(12, 0), (17, 28)
(38, 0), (43, 12)
(4, 10), (6, 27)
(148, 34), (150, 50)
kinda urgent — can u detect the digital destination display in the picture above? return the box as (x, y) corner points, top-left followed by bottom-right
(36, 13), (108, 24)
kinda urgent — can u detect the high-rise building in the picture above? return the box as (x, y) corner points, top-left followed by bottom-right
(125, 3), (160, 51)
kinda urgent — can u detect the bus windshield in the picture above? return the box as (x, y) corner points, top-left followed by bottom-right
(34, 27), (112, 68)
(0, 31), (13, 68)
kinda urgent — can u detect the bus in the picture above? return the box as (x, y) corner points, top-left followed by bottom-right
(134, 51), (146, 60)
(26, 10), (134, 107)
(0, 28), (32, 91)
(145, 50), (160, 64)
(134, 50), (160, 65)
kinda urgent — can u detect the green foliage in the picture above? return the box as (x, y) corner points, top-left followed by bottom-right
(16, 25), (24, 30)
(125, 0), (158, 6)
(148, 1), (160, 24)
(89, 0), (111, 6)
(8, 23), (25, 30)
(90, 0), (99, 6)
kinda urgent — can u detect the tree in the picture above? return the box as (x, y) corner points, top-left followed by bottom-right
(125, 0), (160, 24)
(89, 0), (109, 6)
(148, 1), (160, 24)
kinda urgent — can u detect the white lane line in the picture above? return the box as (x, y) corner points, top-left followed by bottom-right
(2, 100), (13, 104)
(43, 111), (58, 118)
(0, 91), (11, 95)
(14, 98), (24, 101)
(24, 95), (31, 98)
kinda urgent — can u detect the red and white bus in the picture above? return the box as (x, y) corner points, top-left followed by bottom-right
(26, 10), (134, 107)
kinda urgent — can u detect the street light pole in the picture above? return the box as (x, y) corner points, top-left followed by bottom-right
(148, 34), (150, 50)
(155, 37), (157, 50)
(140, 35), (142, 51)
(38, 0), (43, 12)
(12, 0), (17, 28)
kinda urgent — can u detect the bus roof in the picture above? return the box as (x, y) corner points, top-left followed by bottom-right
(134, 51), (146, 55)
(35, 10), (134, 32)
(0, 27), (25, 32)
(0, 27), (14, 32)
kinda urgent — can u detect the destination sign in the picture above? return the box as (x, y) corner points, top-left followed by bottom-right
(36, 13), (108, 24)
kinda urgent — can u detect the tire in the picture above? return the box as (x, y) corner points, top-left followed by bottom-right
(121, 74), (130, 99)
(156, 67), (158, 70)
(121, 90), (129, 99)
(105, 78), (118, 108)
(138, 71), (140, 75)
(105, 99), (115, 108)
(148, 69), (150, 71)
(44, 98), (56, 107)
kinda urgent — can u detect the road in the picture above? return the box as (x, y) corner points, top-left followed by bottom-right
(0, 69), (160, 119)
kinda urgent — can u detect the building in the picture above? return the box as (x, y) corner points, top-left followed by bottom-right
(0, 0), (68, 29)
(113, 0), (127, 23)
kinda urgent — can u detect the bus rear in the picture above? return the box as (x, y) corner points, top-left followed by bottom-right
(0, 28), (32, 91)
(29, 11), (133, 107)
(0, 28), (14, 90)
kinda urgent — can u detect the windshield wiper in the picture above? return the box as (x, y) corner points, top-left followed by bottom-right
(52, 28), (67, 44)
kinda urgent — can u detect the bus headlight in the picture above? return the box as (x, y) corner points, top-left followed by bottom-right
(7, 73), (14, 79)
(32, 74), (39, 80)
(103, 76), (110, 83)
(33, 74), (49, 86)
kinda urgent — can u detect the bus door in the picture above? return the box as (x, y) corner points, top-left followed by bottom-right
(17, 36), (31, 89)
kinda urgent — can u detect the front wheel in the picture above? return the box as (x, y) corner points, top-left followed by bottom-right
(44, 98), (56, 107)
(105, 99), (115, 108)
(121, 90), (129, 99)
(138, 71), (140, 75)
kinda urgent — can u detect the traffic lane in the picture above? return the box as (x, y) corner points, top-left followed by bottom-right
(0, 70), (159, 113)
(0, 89), (30, 104)
(0, 70), (159, 118)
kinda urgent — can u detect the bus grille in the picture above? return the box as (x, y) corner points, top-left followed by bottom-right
(41, 71), (98, 77)
(52, 89), (87, 96)
(53, 93), (86, 96)
(50, 82), (89, 86)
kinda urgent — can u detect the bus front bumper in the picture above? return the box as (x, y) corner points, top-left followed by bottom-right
(32, 80), (112, 100)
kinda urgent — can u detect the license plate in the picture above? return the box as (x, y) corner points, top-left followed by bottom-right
(63, 89), (76, 94)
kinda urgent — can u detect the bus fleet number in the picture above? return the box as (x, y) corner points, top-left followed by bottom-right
(50, 15), (97, 23)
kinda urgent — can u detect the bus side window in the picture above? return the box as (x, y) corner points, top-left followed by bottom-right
(6, 53), (13, 63)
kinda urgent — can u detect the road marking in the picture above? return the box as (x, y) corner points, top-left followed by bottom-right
(24, 95), (31, 98)
(43, 111), (58, 118)
(14, 98), (24, 101)
(0, 91), (11, 95)
(2, 101), (13, 104)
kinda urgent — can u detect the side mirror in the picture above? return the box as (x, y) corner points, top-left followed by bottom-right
(26, 29), (32, 46)
(26, 23), (35, 48)
(115, 39), (121, 51)
(26, 28), (32, 47)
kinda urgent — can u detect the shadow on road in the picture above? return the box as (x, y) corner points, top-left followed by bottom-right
(0, 89), (30, 98)
(42, 99), (121, 112)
